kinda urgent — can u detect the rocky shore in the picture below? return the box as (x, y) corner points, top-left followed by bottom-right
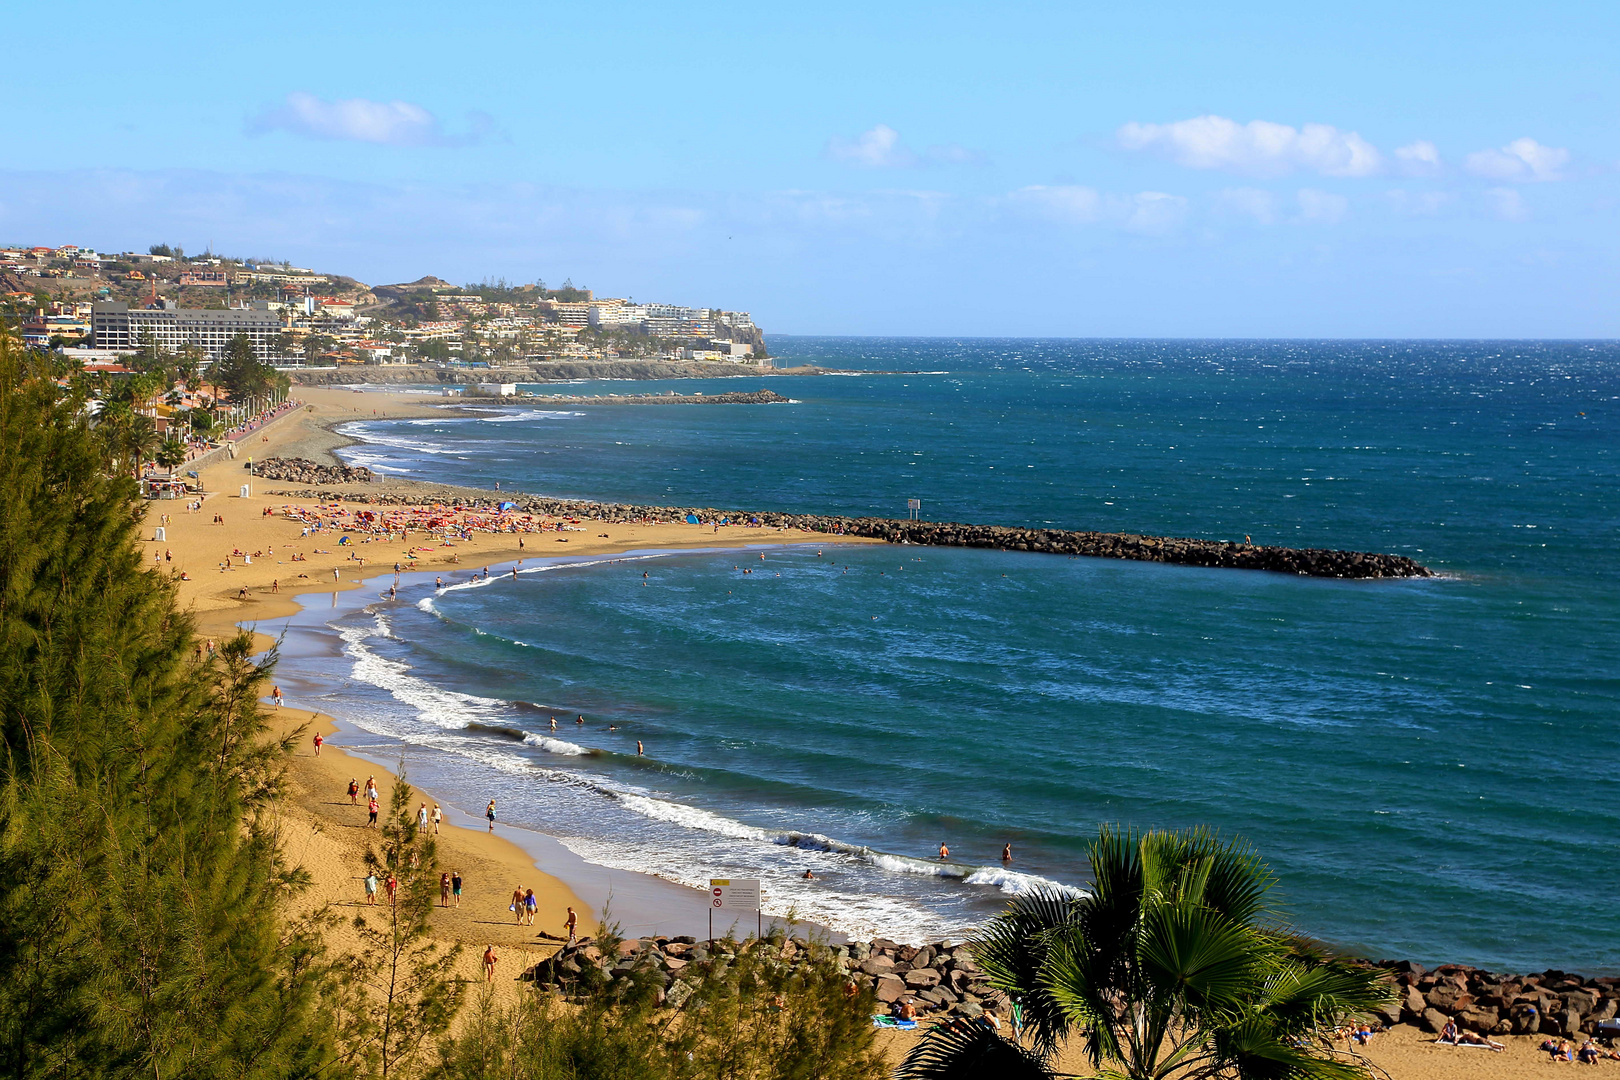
(523, 936), (1006, 1020)
(1375, 959), (1619, 1038)
(255, 488), (1433, 580)
(521, 935), (1619, 1035)
(250, 458), (375, 484)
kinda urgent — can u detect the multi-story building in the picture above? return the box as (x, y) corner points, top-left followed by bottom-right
(91, 300), (282, 360)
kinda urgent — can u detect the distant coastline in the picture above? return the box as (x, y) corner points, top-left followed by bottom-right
(290, 360), (831, 385)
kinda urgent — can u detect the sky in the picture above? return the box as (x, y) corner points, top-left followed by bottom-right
(4, 0), (1618, 337)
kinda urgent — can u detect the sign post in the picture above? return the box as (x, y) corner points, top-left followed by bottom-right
(709, 878), (763, 942)
(907, 498), (921, 521)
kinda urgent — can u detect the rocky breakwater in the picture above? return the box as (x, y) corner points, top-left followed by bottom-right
(528, 390), (789, 405)
(523, 936), (1004, 1020)
(807, 519), (1432, 579)
(249, 457), (374, 484)
(245, 486), (1431, 579)
(1378, 960), (1620, 1037)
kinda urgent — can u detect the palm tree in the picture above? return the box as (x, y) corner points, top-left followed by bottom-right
(155, 437), (188, 472)
(899, 827), (1394, 1080)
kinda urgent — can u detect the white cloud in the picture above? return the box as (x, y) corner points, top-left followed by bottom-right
(1394, 141), (1442, 177)
(1386, 189), (1453, 216)
(1215, 187), (1277, 224)
(827, 124), (915, 168)
(248, 92), (488, 146)
(1122, 192), (1188, 234)
(1483, 187), (1530, 221)
(825, 125), (986, 168)
(1008, 185), (1102, 224)
(1464, 138), (1568, 182)
(1117, 115), (1382, 177)
(1007, 186), (1185, 233)
(1295, 188), (1349, 224)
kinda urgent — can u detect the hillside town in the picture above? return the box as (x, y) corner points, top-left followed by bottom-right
(0, 242), (767, 368)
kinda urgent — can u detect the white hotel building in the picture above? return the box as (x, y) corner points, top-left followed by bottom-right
(91, 300), (282, 360)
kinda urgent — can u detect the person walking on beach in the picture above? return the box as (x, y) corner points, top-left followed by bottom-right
(347, 778), (359, 804)
(451, 870), (463, 907)
(367, 795), (379, 827)
(417, 803), (429, 831)
(432, 804), (442, 834)
(440, 872), (451, 907)
(938, 842), (949, 861)
(486, 800), (497, 831)
(511, 888), (525, 924)
(365, 777), (377, 802)
(523, 888), (537, 925)
(564, 906), (578, 947)
(385, 872), (399, 906)
(364, 872), (378, 905)
(312, 731), (322, 755)
(483, 945), (498, 982)
(273, 686), (284, 707)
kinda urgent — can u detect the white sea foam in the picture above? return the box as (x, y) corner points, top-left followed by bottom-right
(339, 615), (510, 731)
(522, 732), (589, 756)
(963, 866), (1086, 897)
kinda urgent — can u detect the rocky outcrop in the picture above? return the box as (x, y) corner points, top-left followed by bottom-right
(250, 457), (373, 484)
(1378, 960), (1620, 1036)
(256, 489), (1432, 579)
(522, 936), (1005, 1020)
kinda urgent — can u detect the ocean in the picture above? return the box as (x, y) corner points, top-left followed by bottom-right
(292, 339), (1617, 971)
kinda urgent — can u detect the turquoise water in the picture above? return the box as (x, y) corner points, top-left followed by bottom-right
(319, 339), (1619, 970)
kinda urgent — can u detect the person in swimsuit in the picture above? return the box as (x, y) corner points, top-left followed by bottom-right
(511, 888), (526, 924)
(1002, 844), (1012, 862)
(938, 842), (949, 861)
(564, 906), (578, 946)
(312, 732), (322, 755)
(483, 945), (497, 982)
(348, 778), (360, 804)
(486, 800), (497, 831)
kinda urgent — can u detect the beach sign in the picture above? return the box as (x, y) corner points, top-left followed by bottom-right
(708, 877), (763, 940)
(709, 878), (761, 911)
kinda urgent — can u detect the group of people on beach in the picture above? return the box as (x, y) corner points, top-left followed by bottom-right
(1540, 1036), (1620, 1063)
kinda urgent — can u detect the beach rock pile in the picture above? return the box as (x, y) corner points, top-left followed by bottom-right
(252, 488), (1430, 578)
(522, 936), (1005, 1020)
(1378, 960), (1620, 1037)
(251, 457), (374, 485)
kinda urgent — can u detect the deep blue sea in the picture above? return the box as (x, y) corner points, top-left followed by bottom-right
(310, 339), (1618, 971)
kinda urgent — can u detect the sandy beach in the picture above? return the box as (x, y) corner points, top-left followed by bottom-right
(150, 385), (873, 996)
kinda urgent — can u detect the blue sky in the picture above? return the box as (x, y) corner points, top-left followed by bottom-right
(5, 0), (1617, 336)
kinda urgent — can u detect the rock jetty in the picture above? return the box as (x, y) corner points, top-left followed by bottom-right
(520, 390), (788, 405)
(1375, 959), (1620, 1038)
(256, 487), (1431, 579)
(523, 936), (1005, 1020)
(250, 457), (374, 484)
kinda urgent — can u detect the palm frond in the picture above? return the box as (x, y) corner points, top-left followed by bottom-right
(896, 1022), (1054, 1080)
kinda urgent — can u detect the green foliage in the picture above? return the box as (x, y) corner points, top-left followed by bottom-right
(432, 930), (886, 1080)
(900, 827), (1395, 1080)
(214, 334), (273, 402)
(156, 437), (188, 470)
(0, 333), (331, 1077)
